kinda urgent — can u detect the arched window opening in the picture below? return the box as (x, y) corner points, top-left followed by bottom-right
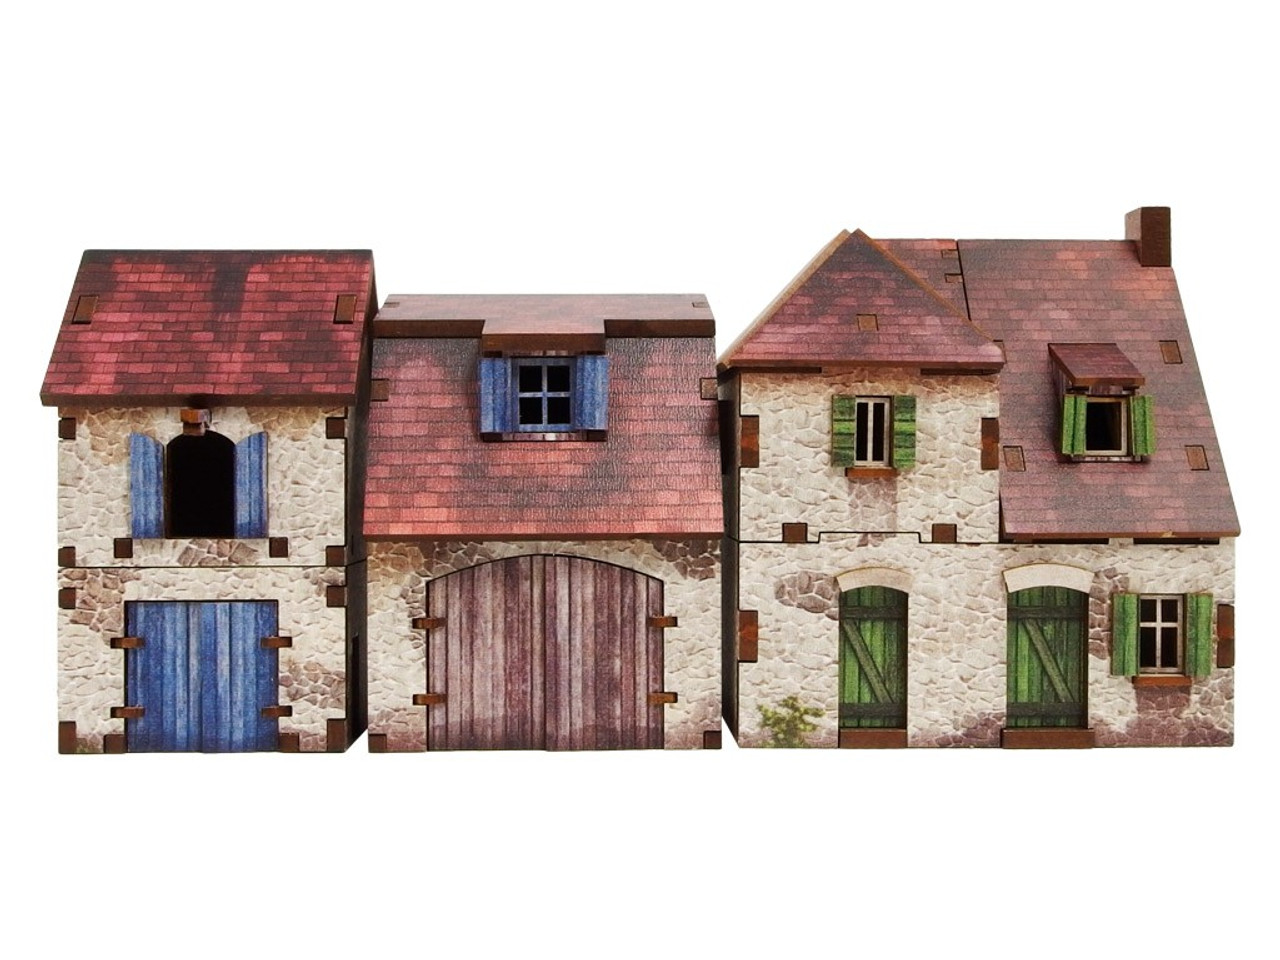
(167, 431), (235, 537)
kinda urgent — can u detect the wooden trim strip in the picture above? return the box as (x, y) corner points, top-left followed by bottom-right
(325, 545), (348, 566)
(838, 728), (908, 749)
(269, 537), (289, 558)
(113, 538), (134, 559)
(648, 615), (678, 629)
(845, 466), (896, 479)
(1132, 675), (1192, 689)
(58, 417), (77, 440)
(1000, 728), (1095, 749)
(647, 692), (678, 706)
(58, 720), (78, 754)
(58, 546), (76, 567)
(702, 729), (722, 749)
(738, 610), (759, 662)
(110, 706), (144, 719)
(412, 693), (446, 707)
(326, 585), (347, 608)
(740, 415), (759, 468)
(260, 636), (293, 649)
(261, 705), (293, 719)
(109, 636), (144, 649)
(278, 732), (301, 753)
(782, 522), (808, 543)
(58, 587), (76, 610)
(325, 416), (347, 439)
(102, 733), (126, 754)
(412, 616), (445, 630)
(367, 733), (389, 753)
(981, 417), (1000, 469)
(326, 718), (348, 753)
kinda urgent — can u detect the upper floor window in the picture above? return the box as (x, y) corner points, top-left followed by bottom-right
(129, 428), (268, 539)
(479, 355), (609, 437)
(831, 394), (916, 470)
(1050, 343), (1155, 460)
(1111, 592), (1213, 679)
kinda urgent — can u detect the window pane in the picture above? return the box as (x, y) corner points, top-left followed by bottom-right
(1085, 400), (1124, 452)
(546, 365), (570, 392)
(1161, 627), (1179, 668)
(518, 365), (543, 393)
(871, 405), (885, 463)
(1161, 598), (1178, 621)
(1140, 598), (1157, 621)
(1139, 626), (1157, 668)
(547, 396), (571, 425)
(519, 397), (544, 425)
(856, 403), (869, 461)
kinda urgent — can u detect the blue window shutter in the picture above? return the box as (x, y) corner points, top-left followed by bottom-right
(129, 433), (165, 538)
(234, 432), (268, 538)
(573, 355), (610, 431)
(479, 358), (512, 434)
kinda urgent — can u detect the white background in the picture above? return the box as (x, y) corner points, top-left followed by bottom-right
(4, 3), (1273, 957)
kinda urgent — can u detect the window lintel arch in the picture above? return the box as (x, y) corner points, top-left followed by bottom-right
(835, 566), (913, 595)
(1002, 562), (1094, 595)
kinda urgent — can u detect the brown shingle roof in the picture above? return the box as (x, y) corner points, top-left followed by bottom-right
(720, 230), (1004, 372)
(364, 297), (722, 540)
(40, 250), (375, 405)
(960, 239), (1238, 538)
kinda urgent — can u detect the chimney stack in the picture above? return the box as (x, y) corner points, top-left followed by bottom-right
(1125, 206), (1171, 267)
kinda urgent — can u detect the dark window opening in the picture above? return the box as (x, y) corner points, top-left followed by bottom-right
(167, 431), (235, 537)
(1138, 595), (1182, 672)
(514, 359), (573, 430)
(1084, 398), (1126, 454)
(854, 398), (889, 465)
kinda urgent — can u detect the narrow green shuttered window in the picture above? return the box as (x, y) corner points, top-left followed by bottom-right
(891, 395), (916, 469)
(1061, 394), (1088, 456)
(1186, 593), (1214, 679)
(831, 395), (857, 468)
(1131, 394), (1156, 456)
(1111, 593), (1139, 677)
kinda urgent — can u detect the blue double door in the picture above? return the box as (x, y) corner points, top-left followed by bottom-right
(125, 601), (279, 752)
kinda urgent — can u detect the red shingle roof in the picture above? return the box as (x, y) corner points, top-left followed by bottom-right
(720, 230), (1004, 371)
(40, 250), (376, 405)
(960, 239), (1238, 539)
(364, 297), (722, 540)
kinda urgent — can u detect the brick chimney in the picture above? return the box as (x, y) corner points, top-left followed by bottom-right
(1125, 206), (1171, 267)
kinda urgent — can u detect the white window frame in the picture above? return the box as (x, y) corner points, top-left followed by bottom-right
(854, 397), (891, 467)
(1138, 594), (1183, 674)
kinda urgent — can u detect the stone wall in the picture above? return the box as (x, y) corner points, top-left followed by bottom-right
(367, 538), (721, 751)
(57, 564), (349, 752)
(737, 371), (1000, 543)
(734, 536), (1234, 748)
(57, 405), (348, 568)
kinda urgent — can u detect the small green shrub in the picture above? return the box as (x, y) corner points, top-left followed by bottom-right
(758, 695), (822, 748)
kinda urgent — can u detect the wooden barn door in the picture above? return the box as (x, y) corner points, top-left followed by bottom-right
(839, 586), (908, 729)
(125, 601), (279, 752)
(1006, 587), (1088, 728)
(426, 556), (664, 750)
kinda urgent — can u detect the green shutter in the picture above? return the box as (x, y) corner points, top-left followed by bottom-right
(1131, 394), (1156, 456)
(1186, 593), (1214, 678)
(891, 395), (916, 469)
(1061, 394), (1087, 455)
(1111, 593), (1139, 677)
(831, 395), (857, 468)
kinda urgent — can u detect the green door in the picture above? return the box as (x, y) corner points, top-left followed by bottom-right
(1006, 587), (1088, 728)
(839, 586), (908, 729)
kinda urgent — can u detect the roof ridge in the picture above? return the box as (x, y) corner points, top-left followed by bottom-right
(857, 231), (976, 328)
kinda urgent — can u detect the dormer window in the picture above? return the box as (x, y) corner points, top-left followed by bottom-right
(479, 354), (609, 438)
(1050, 343), (1155, 460)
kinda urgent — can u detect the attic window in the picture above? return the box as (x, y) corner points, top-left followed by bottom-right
(479, 355), (609, 437)
(1051, 344), (1154, 460)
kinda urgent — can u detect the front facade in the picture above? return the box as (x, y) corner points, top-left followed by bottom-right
(43, 251), (377, 752)
(363, 296), (723, 751)
(721, 209), (1238, 748)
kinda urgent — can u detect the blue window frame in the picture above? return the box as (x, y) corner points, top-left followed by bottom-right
(479, 355), (609, 435)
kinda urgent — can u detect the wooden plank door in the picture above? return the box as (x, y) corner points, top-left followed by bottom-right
(427, 556), (663, 750)
(839, 586), (908, 729)
(1006, 587), (1088, 728)
(125, 601), (278, 752)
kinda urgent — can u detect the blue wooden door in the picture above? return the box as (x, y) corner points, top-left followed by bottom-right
(125, 601), (279, 752)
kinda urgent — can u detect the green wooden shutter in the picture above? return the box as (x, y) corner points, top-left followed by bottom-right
(1111, 593), (1139, 677)
(831, 395), (857, 468)
(1131, 395), (1156, 456)
(891, 395), (916, 468)
(1061, 394), (1087, 455)
(1186, 593), (1214, 678)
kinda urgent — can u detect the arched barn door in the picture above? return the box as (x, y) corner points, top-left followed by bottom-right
(425, 556), (665, 750)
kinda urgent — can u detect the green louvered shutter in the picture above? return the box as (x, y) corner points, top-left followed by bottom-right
(1186, 593), (1214, 678)
(831, 395), (857, 468)
(1061, 394), (1088, 455)
(1111, 593), (1139, 677)
(1131, 395), (1156, 456)
(891, 395), (916, 469)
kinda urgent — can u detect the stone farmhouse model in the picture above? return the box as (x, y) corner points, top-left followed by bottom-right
(42, 251), (377, 753)
(719, 208), (1238, 748)
(362, 296), (723, 751)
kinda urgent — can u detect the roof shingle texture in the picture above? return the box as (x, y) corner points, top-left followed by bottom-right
(961, 239), (1238, 538)
(41, 250), (375, 405)
(721, 230), (1004, 370)
(365, 334), (723, 539)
